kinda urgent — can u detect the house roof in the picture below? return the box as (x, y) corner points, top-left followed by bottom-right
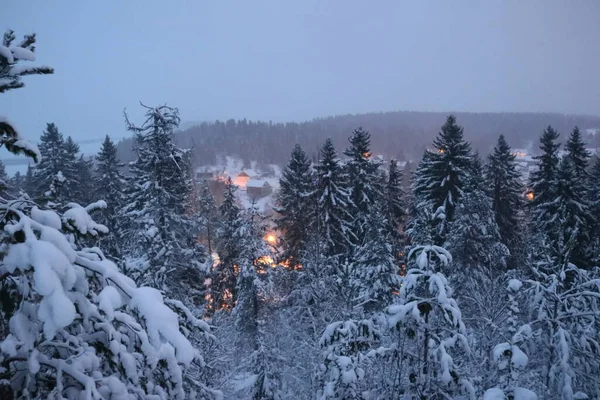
(247, 179), (271, 188)
(238, 171), (250, 177)
(195, 166), (215, 173)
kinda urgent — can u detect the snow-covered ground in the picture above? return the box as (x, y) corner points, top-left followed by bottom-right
(199, 155), (282, 215)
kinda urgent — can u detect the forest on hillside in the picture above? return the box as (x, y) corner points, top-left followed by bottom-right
(114, 111), (600, 169)
(2, 29), (600, 400)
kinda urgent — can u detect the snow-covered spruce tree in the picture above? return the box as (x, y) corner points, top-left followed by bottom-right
(536, 156), (593, 269)
(0, 30), (53, 97)
(318, 319), (380, 399)
(211, 177), (244, 313)
(410, 115), (473, 245)
(276, 230), (350, 397)
(405, 188), (440, 247)
(0, 40), (219, 397)
(23, 165), (35, 197)
(231, 210), (284, 399)
(94, 135), (126, 260)
(485, 134), (526, 269)
(0, 199), (219, 399)
(446, 157), (509, 282)
(315, 138), (353, 258)
(565, 126), (591, 189)
(275, 144), (316, 267)
(385, 245), (475, 399)
(350, 204), (400, 314)
(588, 157), (600, 266)
(62, 136), (82, 202)
(483, 279), (538, 400)
(529, 126), (561, 228)
(73, 154), (95, 207)
(524, 258), (600, 399)
(8, 171), (23, 197)
(121, 104), (207, 306)
(343, 127), (381, 246)
(383, 159), (407, 263)
(195, 179), (219, 257)
(30, 123), (67, 202)
(565, 126), (593, 266)
(0, 30), (48, 398)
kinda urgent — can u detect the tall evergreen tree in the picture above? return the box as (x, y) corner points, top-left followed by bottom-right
(410, 115), (473, 245)
(529, 126), (561, 227)
(383, 159), (406, 254)
(275, 144), (315, 267)
(212, 177), (244, 312)
(122, 104), (206, 304)
(73, 154), (95, 206)
(485, 135), (525, 268)
(343, 127), (381, 245)
(385, 245), (474, 399)
(539, 157), (593, 268)
(9, 170), (23, 196)
(589, 157), (600, 266)
(31, 123), (66, 201)
(350, 205), (399, 313)
(196, 179), (219, 256)
(315, 138), (353, 258)
(1, 31), (220, 399)
(565, 126), (591, 186)
(23, 164), (35, 196)
(447, 164), (509, 286)
(94, 135), (126, 259)
(62, 136), (81, 196)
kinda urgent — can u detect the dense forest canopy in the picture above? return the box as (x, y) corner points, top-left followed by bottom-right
(2, 26), (600, 400)
(115, 111), (600, 168)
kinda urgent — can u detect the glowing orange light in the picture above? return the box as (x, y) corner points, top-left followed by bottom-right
(255, 256), (275, 267)
(438, 149), (445, 154)
(526, 191), (534, 201)
(211, 252), (220, 268)
(280, 259), (303, 270)
(265, 234), (277, 245)
(362, 152), (371, 158)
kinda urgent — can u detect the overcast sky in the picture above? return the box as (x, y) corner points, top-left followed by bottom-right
(2, 0), (600, 145)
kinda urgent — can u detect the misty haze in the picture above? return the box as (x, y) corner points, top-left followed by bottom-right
(1, 1), (600, 399)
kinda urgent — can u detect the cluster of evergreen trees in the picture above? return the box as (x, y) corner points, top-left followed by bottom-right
(266, 115), (600, 399)
(2, 28), (600, 399)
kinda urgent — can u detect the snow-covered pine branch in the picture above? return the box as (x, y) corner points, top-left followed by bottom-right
(0, 198), (218, 399)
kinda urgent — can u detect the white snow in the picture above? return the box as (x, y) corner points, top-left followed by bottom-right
(9, 46), (36, 61)
(484, 388), (537, 400)
(483, 388), (506, 400)
(0, 45), (14, 63)
(31, 206), (62, 230)
(513, 388), (538, 400)
(98, 286), (122, 320)
(62, 202), (109, 236)
(493, 342), (528, 370)
(508, 279), (523, 292)
(130, 287), (198, 366)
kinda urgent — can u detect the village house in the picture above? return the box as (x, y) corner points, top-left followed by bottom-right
(246, 179), (273, 199)
(234, 171), (251, 189)
(195, 166), (216, 182)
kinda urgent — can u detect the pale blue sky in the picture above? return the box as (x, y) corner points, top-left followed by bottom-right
(2, 0), (599, 146)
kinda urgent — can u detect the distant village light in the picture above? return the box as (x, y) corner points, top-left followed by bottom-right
(265, 233), (277, 245)
(526, 191), (534, 201)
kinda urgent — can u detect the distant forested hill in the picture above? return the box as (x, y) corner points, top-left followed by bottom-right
(116, 111), (600, 168)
